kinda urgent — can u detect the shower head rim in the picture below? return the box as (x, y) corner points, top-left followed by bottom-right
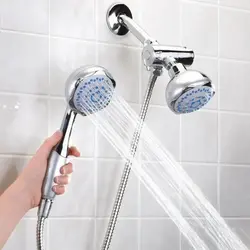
(65, 65), (116, 115)
(165, 69), (215, 114)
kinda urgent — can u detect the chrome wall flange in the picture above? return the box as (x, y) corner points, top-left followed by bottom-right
(106, 3), (133, 36)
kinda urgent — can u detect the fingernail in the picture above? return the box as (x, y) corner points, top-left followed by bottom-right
(62, 168), (66, 175)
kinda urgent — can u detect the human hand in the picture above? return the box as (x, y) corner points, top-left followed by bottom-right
(17, 131), (80, 209)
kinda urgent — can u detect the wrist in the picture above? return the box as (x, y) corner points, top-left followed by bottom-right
(9, 177), (33, 212)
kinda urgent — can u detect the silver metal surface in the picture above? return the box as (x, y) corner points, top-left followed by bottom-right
(120, 14), (154, 43)
(41, 151), (67, 200)
(66, 65), (116, 115)
(106, 3), (194, 70)
(36, 217), (45, 250)
(101, 68), (162, 250)
(165, 58), (215, 114)
(142, 44), (194, 68)
(38, 199), (53, 219)
(106, 3), (133, 36)
(37, 65), (116, 250)
(55, 107), (77, 157)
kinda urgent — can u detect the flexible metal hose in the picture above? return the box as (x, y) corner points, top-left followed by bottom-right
(101, 69), (161, 250)
(36, 217), (46, 250)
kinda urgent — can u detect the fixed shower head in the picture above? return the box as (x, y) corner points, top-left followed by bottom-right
(165, 62), (215, 114)
(65, 65), (116, 115)
(106, 3), (215, 115)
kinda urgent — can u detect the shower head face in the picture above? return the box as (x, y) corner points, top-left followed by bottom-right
(166, 70), (215, 114)
(65, 66), (116, 115)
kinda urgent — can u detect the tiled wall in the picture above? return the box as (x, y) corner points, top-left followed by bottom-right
(1, 0), (250, 249)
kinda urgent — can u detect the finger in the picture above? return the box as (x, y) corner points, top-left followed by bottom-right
(52, 185), (66, 195)
(68, 146), (80, 157)
(54, 175), (71, 185)
(38, 131), (63, 157)
(60, 163), (73, 175)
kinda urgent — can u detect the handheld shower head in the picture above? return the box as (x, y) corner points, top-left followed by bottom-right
(38, 65), (116, 219)
(65, 65), (116, 115)
(165, 61), (215, 114)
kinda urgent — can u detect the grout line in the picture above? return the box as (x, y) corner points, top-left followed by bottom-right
(21, 216), (250, 220)
(94, 0), (98, 247)
(179, 1), (184, 249)
(219, 57), (250, 65)
(47, 1), (51, 249)
(217, 4), (221, 216)
(1, 153), (249, 167)
(0, 152), (249, 168)
(48, 0), (51, 137)
(137, 7), (143, 250)
(1, 28), (49, 38)
(219, 5), (250, 14)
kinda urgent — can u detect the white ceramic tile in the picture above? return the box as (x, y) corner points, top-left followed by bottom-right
(226, 219), (250, 248)
(181, 219), (218, 250)
(140, 162), (181, 218)
(98, 44), (140, 103)
(219, 0), (250, 10)
(220, 8), (250, 61)
(96, 160), (139, 217)
(144, 106), (180, 160)
(0, 157), (28, 194)
(181, 111), (218, 163)
(140, 184), (167, 217)
(96, 219), (138, 250)
(191, 56), (218, 110)
(141, 219), (180, 250)
(1, 0), (48, 34)
(182, 163), (218, 212)
(140, 0), (181, 45)
(182, 2), (218, 56)
(220, 60), (250, 112)
(3, 219), (41, 250)
(97, 103), (139, 159)
(96, 132), (121, 159)
(220, 166), (250, 217)
(49, 99), (95, 157)
(50, 159), (95, 217)
(97, 0), (141, 46)
(0, 94), (48, 154)
(50, 38), (96, 96)
(0, 32), (49, 94)
(50, 0), (95, 40)
(220, 114), (250, 164)
(49, 219), (95, 250)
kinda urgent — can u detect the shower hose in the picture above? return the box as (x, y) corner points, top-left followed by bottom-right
(101, 68), (161, 250)
(37, 217), (46, 250)
(36, 69), (160, 250)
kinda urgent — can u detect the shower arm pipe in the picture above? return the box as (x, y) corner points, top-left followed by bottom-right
(119, 14), (155, 44)
(101, 68), (162, 250)
(119, 15), (194, 67)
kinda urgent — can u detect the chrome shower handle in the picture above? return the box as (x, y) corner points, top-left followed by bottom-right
(41, 151), (67, 201)
(38, 107), (76, 219)
(38, 151), (67, 219)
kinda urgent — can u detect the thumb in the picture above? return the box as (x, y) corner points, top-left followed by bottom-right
(38, 131), (63, 157)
